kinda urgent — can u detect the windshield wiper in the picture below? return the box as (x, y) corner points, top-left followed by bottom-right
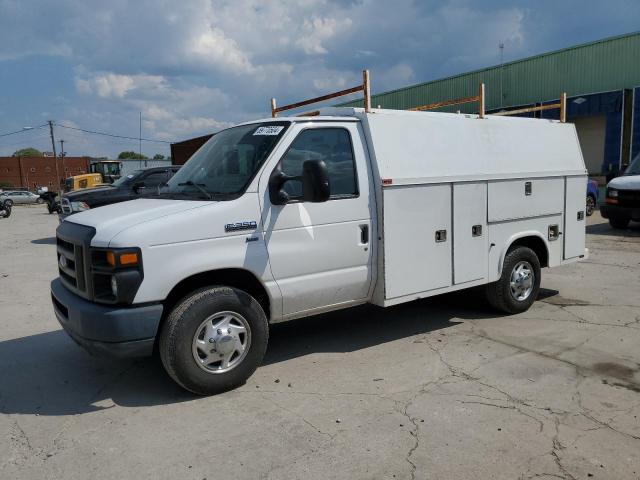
(178, 181), (212, 200)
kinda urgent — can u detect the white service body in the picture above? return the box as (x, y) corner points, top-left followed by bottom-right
(66, 108), (588, 322)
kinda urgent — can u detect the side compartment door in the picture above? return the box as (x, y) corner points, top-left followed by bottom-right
(453, 182), (488, 284)
(260, 123), (374, 316)
(383, 184), (452, 299)
(564, 175), (587, 259)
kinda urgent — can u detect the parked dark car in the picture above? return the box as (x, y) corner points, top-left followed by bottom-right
(59, 166), (180, 220)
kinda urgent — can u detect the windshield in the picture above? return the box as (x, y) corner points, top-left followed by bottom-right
(162, 122), (289, 198)
(111, 170), (143, 187)
(102, 162), (121, 174)
(624, 153), (640, 176)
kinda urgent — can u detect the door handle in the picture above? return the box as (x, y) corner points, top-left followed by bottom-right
(360, 224), (369, 244)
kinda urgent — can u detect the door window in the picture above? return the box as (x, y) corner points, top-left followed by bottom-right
(142, 170), (169, 188)
(278, 128), (358, 200)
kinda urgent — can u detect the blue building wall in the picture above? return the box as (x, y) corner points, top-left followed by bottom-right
(632, 87), (640, 162)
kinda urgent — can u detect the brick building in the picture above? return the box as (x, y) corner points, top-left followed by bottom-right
(0, 156), (90, 192)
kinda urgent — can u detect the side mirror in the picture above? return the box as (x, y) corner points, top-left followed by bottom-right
(301, 159), (330, 203)
(268, 159), (330, 205)
(133, 181), (146, 193)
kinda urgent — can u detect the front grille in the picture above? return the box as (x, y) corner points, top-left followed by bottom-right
(617, 189), (640, 208)
(57, 237), (86, 292)
(55, 222), (95, 299)
(61, 198), (72, 214)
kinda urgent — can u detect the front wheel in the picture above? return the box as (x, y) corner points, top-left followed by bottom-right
(609, 218), (629, 229)
(485, 246), (541, 314)
(159, 286), (269, 395)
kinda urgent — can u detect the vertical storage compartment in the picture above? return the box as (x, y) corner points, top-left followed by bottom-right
(453, 182), (488, 284)
(383, 184), (452, 299)
(564, 175), (587, 259)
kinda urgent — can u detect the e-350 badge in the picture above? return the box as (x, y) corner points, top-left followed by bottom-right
(225, 221), (257, 232)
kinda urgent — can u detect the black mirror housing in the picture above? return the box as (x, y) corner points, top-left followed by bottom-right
(268, 159), (330, 205)
(301, 160), (330, 203)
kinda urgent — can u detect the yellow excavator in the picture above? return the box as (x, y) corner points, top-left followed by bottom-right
(63, 160), (123, 192)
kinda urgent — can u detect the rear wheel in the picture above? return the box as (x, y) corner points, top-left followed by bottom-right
(159, 286), (268, 395)
(585, 194), (596, 216)
(36, 197), (44, 204)
(609, 218), (629, 229)
(485, 246), (541, 314)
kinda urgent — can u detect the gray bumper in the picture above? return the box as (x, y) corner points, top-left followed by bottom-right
(51, 278), (163, 358)
(600, 205), (640, 221)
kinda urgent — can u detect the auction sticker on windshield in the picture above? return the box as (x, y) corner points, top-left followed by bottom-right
(254, 126), (284, 136)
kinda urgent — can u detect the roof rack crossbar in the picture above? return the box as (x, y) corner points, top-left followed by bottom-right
(492, 93), (567, 122)
(409, 83), (485, 118)
(271, 70), (371, 117)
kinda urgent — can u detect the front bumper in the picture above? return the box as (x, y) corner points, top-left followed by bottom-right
(51, 278), (163, 358)
(600, 204), (640, 221)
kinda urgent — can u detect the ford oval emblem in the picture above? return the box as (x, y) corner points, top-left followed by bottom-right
(59, 255), (67, 269)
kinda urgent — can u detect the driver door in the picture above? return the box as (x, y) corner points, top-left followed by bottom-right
(259, 122), (374, 317)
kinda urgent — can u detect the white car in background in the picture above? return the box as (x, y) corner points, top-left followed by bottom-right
(0, 190), (43, 205)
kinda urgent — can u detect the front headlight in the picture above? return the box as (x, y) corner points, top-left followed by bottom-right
(607, 188), (618, 198)
(71, 201), (90, 212)
(90, 248), (143, 304)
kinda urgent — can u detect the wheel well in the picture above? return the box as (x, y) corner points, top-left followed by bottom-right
(508, 235), (549, 268)
(162, 268), (271, 321)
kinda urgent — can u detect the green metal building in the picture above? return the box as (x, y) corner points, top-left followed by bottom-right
(341, 31), (640, 176)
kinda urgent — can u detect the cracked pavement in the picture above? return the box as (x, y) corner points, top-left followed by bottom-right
(1, 207), (639, 480)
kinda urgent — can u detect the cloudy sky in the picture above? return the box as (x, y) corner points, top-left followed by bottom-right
(0, 0), (638, 158)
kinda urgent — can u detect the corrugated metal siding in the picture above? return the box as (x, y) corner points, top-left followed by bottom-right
(341, 32), (640, 113)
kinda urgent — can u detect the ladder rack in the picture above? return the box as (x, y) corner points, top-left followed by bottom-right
(492, 93), (567, 122)
(409, 84), (486, 119)
(271, 70), (371, 117)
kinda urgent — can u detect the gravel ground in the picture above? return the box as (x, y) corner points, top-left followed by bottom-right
(1, 205), (639, 480)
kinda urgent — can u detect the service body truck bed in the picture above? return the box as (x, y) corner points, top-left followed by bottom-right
(51, 100), (587, 394)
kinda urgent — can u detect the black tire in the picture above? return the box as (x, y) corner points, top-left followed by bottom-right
(585, 194), (596, 216)
(36, 197), (44, 204)
(4, 199), (13, 207)
(609, 218), (629, 229)
(485, 246), (541, 314)
(159, 286), (268, 395)
(1, 206), (11, 218)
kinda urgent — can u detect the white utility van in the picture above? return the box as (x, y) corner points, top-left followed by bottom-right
(51, 75), (587, 394)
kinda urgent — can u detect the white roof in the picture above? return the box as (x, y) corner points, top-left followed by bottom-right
(243, 107), (586, 184)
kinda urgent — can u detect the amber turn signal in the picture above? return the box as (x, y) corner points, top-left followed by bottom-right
(105, 250), (139, 267)
(119, 252), (139, 266)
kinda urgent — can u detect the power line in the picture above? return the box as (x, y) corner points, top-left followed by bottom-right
(0, 124), (48, 138)
(54, 123), (172, 143)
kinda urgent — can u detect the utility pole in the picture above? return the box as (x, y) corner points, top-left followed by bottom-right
(139, 111), (143, 168)
(48, 121), (59, 191)
(59, 139), (65, 181)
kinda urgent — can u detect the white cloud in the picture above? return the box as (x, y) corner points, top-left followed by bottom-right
(75, 73), (166, 98)
(295, 16), (353, 55)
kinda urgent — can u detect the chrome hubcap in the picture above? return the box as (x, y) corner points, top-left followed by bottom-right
(509, 261), (534, 301)
(192, 311), (251, 374)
